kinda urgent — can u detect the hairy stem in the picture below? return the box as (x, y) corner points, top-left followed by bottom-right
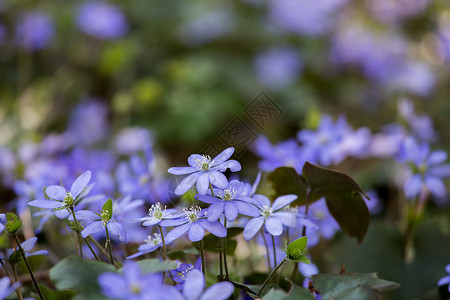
(271, 235), (277, 280)
(69, 207), (100, 262)
(209, 183), (223, 279)
(158, 225), (167, 282)
(260, 229), (272, 273)
(2, 259), (22, 300)
(223, 219), (230, 281)
(12, 266), (24, 300)
(257, 256), (287, 297)
(105, 226), (116, 269)
(199, 239), (206, 276)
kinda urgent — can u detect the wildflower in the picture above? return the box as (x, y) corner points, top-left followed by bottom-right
(126, 233), (174, 259)
(0, 214), (5, 235)
(98, 261), (179, 300)
(168, 147), (241, 195)
(197, 180), (259, 222)
(243, 194), (297, 240)
(28, 171), (91, 219)
(438, 264), (450, 292)
(171, 258), (202, 288)
(174, 269), (234, 300)
(0, 237), (49, 262)
(16, 11), (53, 51)
(138, 202), (178, 227)
(161, 207), (226, 242)
(0, 277), (19, 300)
(73, 208), (126, 241)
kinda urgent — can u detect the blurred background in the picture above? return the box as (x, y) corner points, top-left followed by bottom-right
(0, 0), (450, 299)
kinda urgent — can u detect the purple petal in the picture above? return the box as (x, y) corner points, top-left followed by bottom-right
(252, 194), (270, 207)
(54, 208), (70, 219)
(28, 200), (61, 209)
(166, 223), (191, 241)
(81, 221), (103, 238)
(271, 194), (297, 211)
(160, 218), (188, 227)
(425, 176), (446, 198)
(188, 154), (204, 168)
(175, 172), (201, 196)
(198, 219), (227, 237)
(21, 237), (38, 251)
(197, 195), (219, 204)
(211, 147), (235, 166)
(224, 202), (238, 221)
(429, 164), (450, 177)
(206, 202), (224, 222)
(208, 172), (228, 190)
(45, 186), (67, 200)
(107, 222), (126, 241)
(243, 217), (264, 240)
(26, 250), (49, 257)
(70, 171), (91, 199)
(188, 222), (205, 242)
(126, 251), (146, 259)
(273, 212), (297, 228)
(403, 174), (423, 198)
(142, 218), (161, 226)
(250, 172), (261, 196)
(168, 167), (197, 175)
(98, 273), (128, 299)
(234, 201), (259, 217)
(200, 281), (234, 300)
(438, 276), (450, 287)
(214, 160), (241, 172)
(196, 173), (210, 195)
(183, 269), (204, 300)
(427, 150), (447, 166)
(265, 217), (283, 236)
(75, 210), (100, 222)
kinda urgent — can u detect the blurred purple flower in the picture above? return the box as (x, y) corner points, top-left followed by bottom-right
(16, 11), (53, 51)
(126, 232), (173, 259)
(138, 202), (178, 227)
(438, 264), (450, 292)
(307, 199), (340, 240)
(269, 0), (349, 36)
(161, 206), (227, 242)
(367, 0), (429, 24)
(115, 127), (153, 155)
(171, 258), (202, 287)
(0, 237), (49, 261)
(254, 46), (302, 89)
(243, 194), (297, 240)
(74, 207), (126, 241)
(0, 277), (19, 300)
(98, 261), (179, 300)
(168, 147), (241, 195)
(398, 99), (436, 141)
(197, 180), (259, 222)
(0, 214), (6, 235)
(77, 1), (128, 40)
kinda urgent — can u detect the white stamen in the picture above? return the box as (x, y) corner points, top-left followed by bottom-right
(144, 233), (162, 246)
(194, 155), (213, 171)
(183, 206), (202, 222)
(260, 205), (273, 218)
(148, 203), (165, 219)
(217, 187), (237, 201)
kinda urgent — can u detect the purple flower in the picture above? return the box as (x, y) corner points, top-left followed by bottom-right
(0, 237), (49, 261)
(367, 0), (429, 24)
(254, 47), (302, 89)
(15, 11), (53, 51)
(438, 264), (450, 292)
(98, 261), (179, 300)
(197, 180), (259, 222)
(242, 171), (261, 197)
(397, 137), (450, 201)
(0, 277), (19, 300)
(398, 99), (436, 142)
(115, 127), (153, 155)
(171, 258), (202, 287)
(73, 209), (126, 241)
(307, 199), (340, 240)
(28, 171), (92, 219)
(172, 269), (234, 300)
(161, 207), (227, 242)
(168, 147), (241, 196)
(243, 194), (297, 240)
(0, 214), (6, 235)
(126, 232), (173, 259)
(138, 202), (178, 227)
(77, 1), (128, 40)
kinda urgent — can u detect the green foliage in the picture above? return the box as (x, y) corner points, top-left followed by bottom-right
(134, 259), (178, 273)
(39, 284), (77, 300)
(261, 285), (316, 300)
(6, 212), (22, 234)
(49, 255), (114, 300)
(286, 236), (309, 263)
(192, 228), (243, 255)
(312, 273), (400, 300)
(101, 199), (113, 221)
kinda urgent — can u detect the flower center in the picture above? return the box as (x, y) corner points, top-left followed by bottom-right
(149, 203), (164, 219)
(180, 265), (194, 281)
(139, 174), (149, 185)
(101, 210), (111, 224)
(195, 155), (212, 171)
(144, 233), (162, 246)
(63, 191), (74, 206)
(183, 206), (202, 222)
(260, 205), (273, 218)
(219, 187), (237, 201)
(130, 284), (141, 294)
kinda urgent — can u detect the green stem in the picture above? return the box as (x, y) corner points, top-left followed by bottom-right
(292, 188), (312, 280)
(105, 226), (116, 268)
(12, 266), (24, 300)
(13, 234), (44, 300)
(69, 207), (100, 262)
(257, 256), (287, 297)
(271, 235), (277, 275)
(209, 183), (223, 280)
(2, 259), (22, 300)
(199, 239), (206, 275)
(158, 225), (167, 282)
(260, 229), (272, 273)
(223, 219), (230, 281)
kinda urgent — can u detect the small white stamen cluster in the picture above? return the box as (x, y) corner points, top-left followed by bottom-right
(101, 210), (111, 224)
(179, 265), (194, 281)
(63, 191), (74, 206)
(144, 233), (162, 246)
(149, 202), (165, 219)
(194, 155), (213, 171)
(183, 206), (202, 222)
(260, 205), (273, 218)
(283, 205), (299, 214)
(218, 187), (237, 201)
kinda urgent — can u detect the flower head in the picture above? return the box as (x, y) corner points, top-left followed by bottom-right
(168, 147), (241, 195)
(174, 269), (234, 300)
(73, 206), (126, 241)
(438, 264), (450, 292)
(138, 202), (178, 227)
(0, 277), (19, 300)
(16, 11), (53, 51)
(127, 232), (174, 259)
(28, 171), (92, 219)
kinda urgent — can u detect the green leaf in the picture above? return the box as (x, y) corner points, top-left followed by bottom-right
(101, 199), (113, 220)
(286, 236), (308, 262)
(167, 248), (198, 260)
(192, 227), (243, 255)
(6, 213), (22, 234)
(267, 167), (320, 206)
(50, 255), (114, 300)
(134, 259), (178, 273)
(312, 273), (400, 300)
(302, 162), (370, 244)
(39, 285), (77, 300)
(286, 283), (316, 300)
(262, 288), (290, 300)
(8, 249), (22, 265)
